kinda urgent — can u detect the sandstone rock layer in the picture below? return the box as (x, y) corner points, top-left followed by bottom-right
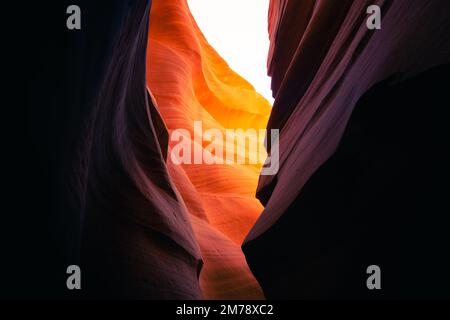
(146, 0), (271, 299)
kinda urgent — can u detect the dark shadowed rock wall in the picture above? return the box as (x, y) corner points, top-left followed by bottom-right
(243, 0), (450, 299)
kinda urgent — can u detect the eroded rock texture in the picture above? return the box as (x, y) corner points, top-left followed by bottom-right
(146, 0), (269, 299)
(19, 0), (450, 300)
(20, 0), (187, 299)
(243, 0), (450, 298)
(23, 0), (267, 300)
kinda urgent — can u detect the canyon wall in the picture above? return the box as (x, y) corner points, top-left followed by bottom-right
(79, 0), (268, 299)
(20, 0), (450, 299)
(243, 0), (450, 298)
(24, 0), (267, 299)
(77, 0), (204, 299)
(146, 0), (270, 299)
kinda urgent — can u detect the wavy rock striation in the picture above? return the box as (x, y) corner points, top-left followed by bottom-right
(79, 0), (204, 299)
(23, 0), (450, 300)
(243, 0), (450, 298)
(146, 0), (270, 299)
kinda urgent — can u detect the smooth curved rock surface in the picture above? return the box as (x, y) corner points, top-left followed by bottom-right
(20, 0), (450, 300)
(146, 0), (270, 299)
(79, 0), (205, 299)
(250, 0), (450, 239)
(243, 0), (450, 298)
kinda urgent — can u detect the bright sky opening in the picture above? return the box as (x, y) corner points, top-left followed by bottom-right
(187, 0), (274, 105)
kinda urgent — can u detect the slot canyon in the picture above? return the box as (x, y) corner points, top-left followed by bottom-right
(16, 0), (450, 299)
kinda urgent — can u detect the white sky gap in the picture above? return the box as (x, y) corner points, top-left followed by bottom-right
(187, 0), (274, 104)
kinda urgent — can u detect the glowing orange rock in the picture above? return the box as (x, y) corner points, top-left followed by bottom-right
(146, 0), (271, 299)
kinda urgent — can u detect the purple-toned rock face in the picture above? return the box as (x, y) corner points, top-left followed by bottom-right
(243, 0), (450, 298)
(249, 0), (450, 240)
(21, 0), (204, 299)
(80, 1), (204, 299)
(15, 0), (450, 299)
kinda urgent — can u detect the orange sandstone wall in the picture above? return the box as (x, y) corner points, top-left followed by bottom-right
(146, 0), (271, 299)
